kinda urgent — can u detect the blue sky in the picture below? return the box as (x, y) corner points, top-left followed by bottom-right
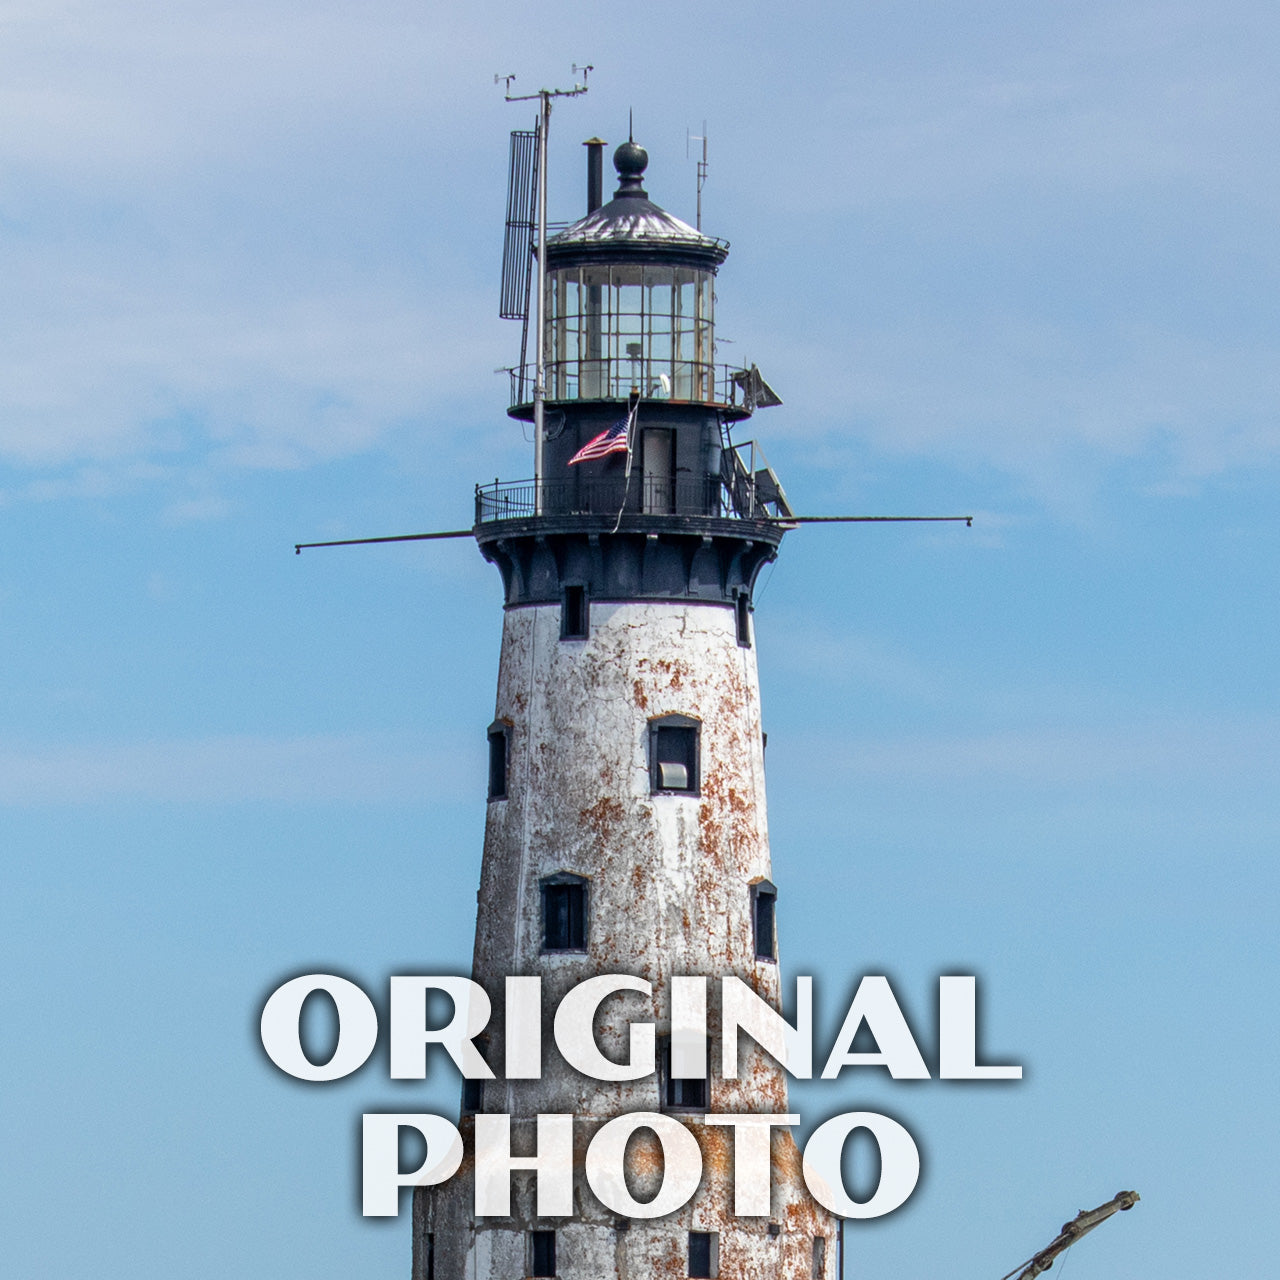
(2, 1), (1277, 1276)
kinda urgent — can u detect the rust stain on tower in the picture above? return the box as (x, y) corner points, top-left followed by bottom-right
(414, 134), (838, 1280)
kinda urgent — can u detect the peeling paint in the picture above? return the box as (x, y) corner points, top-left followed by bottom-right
(417, 599), (839, 1280)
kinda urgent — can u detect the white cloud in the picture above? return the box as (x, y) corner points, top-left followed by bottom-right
(772, 626), (955, 705)
(758, 317), (1280, 504)
(783, 715), (1280, 791)
(0, 2), (493, 177)
(159, 494), (231, 524)
(0, 254), (503, 472)
(1, 0), (1277, 508)
(0, 731), (479, 804)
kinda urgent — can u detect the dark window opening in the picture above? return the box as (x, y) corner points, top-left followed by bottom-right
(530, 1229), (556, 1278)
(487, 722), (509, 800)
(735, 593), (752, 647)
(461, 1076), (483, 1113)
(542, 875), (588, 952)
(660, 1034), (709, 1111)
(561, 584), (588, 639)
(650, 715), (700, 794)
(461, 1035), (489, 1114)
(812, 1236), (827, 1279)
(688, 1231), (717, 1279)
(752, 881), (777, 962)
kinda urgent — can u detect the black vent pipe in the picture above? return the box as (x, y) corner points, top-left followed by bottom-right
(583, 137), (606, 213)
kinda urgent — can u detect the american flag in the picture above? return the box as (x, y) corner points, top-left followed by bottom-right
(567, 402), (637, 465)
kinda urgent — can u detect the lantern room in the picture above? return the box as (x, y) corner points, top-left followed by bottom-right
(544, 261), (715, 403)
(484, 135), (792, 531)
(507, 140), (752, 418)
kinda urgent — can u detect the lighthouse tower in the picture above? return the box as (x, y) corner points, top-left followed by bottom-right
(414, 137), (840, 1280)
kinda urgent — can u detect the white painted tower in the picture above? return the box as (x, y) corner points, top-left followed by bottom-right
(414, 138), (840, 1280)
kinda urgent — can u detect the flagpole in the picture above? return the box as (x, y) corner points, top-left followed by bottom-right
(612, 393), (640, 535)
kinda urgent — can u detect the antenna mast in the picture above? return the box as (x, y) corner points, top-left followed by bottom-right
(497, 65), (592, 515)
(687, 122), (708, 231)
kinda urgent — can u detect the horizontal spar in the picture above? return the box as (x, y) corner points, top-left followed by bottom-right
(294, 530), (473, 554)
(777, 515), (973, 527)
(294, 516), (974, 553)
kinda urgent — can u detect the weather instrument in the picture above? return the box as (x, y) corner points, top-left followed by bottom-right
(295, 112), (972, 555)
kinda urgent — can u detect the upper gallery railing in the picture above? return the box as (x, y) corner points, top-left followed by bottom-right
(505, 358), (756, 412)
(476, 449), (791, 525)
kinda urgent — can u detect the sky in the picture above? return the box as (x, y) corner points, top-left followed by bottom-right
(2, 1), (1277, 1276)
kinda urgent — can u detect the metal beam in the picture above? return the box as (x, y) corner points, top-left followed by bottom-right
(776, 515), (974, 527)
(294, 530), (473, 554)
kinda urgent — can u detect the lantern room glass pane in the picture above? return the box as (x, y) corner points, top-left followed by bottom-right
(545, 263), (716, 402)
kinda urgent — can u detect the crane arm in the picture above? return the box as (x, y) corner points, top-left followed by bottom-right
(999, 1190), (1140, 1280)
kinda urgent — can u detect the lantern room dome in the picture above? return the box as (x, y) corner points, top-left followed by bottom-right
(547, 138), (728, 270)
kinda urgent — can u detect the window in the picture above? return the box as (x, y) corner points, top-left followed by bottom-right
(461, 1035), (488, 1114)
(542, 874), (588, 952)
(735, 593), (752, 647)
(487, 721), (510, 800)
(659, 1034), (709, 1111)
(752, 881), (777, 962)
(530, 1230), (556, 1278)
(461, 1076), (483, 1114)
(688, 1231), (718, 1279)
(545, 263), (716, 404)
(812, 1236), (827, 1279)
(650, 714), (700, 794)
(561, 584), (588, 639)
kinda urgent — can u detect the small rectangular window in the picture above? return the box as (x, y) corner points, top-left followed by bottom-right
(650, 715), (700, 794)
(487, 723), (509, 800)
(688, 1231), (717, 1279)
(542, 876), (588, 952)
(462, 1035), (489, 1113)
(660, 1035), (709, 1111)
(735, 594), (751, 647)
(561, 584), (588, 639)
(461, 1076), (483, 1113)
(752, 882), (777, 962)
(812, 1236), (826, 1280)
(530, 1229), (556, 1278)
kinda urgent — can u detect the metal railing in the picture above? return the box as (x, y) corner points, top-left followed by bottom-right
(476, 449), (790, 525)
(505, 359), (755, 411)
(476, 475), (720, 523)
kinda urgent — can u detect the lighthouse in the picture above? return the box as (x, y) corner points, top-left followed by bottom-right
(413, 136), (841, 1280)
